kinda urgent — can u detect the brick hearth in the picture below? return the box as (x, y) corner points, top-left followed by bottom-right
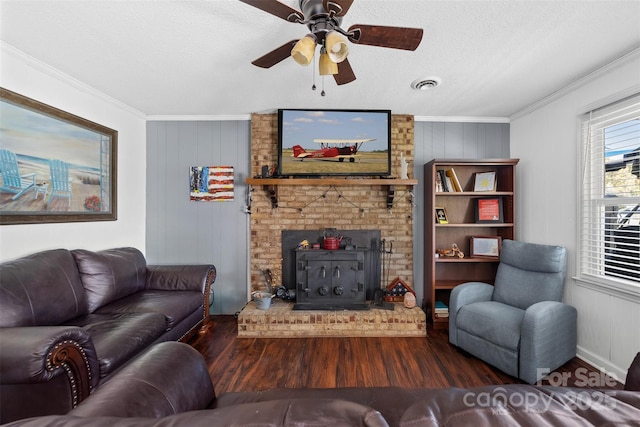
(237, 299), (427, 338)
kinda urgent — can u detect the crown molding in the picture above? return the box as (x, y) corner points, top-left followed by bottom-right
(413, 116), (510, 123)
(1, 41), (147, 120)
(146, 115), (251, 121)
(510, 47), (640, 121)
(150, 115), (504, 123)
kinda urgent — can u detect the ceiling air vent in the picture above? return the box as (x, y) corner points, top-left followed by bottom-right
(411, 77), (441, 90)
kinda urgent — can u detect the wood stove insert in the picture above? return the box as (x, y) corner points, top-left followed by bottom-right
(282, 229), (381, 311)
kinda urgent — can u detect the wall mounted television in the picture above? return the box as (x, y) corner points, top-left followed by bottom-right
(277, 108), (391, 177)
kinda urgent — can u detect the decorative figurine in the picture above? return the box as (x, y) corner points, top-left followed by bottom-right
(400, 152), (409, 179)
(403, 292), (417, 308)
(436, 243), (464, 258)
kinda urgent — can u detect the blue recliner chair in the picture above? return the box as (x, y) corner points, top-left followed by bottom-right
(449, 239), (577, 384)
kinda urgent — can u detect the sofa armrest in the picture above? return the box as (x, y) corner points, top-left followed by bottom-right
(0, 326), (99, 401)
(448, 282), (494, 346)
(146, 264), (216, 308)
(624, 352), (640, 391)
(146, 265), (216, 292)
(70, 341), (215, 418)
(520, 301), (577, 384)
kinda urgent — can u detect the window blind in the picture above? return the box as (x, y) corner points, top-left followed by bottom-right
(579, 93), (640, 286)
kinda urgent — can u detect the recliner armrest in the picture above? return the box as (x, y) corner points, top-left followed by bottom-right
(448, 282), (494, 345)
(0, 326), (99, 398)
(520, 301), (577, 384)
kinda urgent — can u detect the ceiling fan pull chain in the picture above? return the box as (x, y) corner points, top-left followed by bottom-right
(312, 53), (317, 91)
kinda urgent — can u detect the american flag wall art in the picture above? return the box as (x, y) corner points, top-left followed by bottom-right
(189, 166), (234, 202)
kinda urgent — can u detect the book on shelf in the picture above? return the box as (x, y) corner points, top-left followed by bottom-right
(445, 176), (455, 192)
(445, 168), (463, 192)
(434, 312), (449, 318)
(435, 170), (444, 192)
(437, 170), (449, 192)
(434, 300), (449, 313)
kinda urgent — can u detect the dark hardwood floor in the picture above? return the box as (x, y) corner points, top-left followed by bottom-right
(188, 315), (623, 395)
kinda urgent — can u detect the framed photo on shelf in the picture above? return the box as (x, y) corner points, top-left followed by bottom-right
(435, 206), (449, 224)
(474, 171), (497, 192)
(470, 236), (502, 258)
(475, 197), (503, 223)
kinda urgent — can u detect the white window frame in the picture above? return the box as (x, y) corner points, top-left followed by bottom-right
(576, 92), (640, 302)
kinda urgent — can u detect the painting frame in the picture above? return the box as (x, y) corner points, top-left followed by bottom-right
(435, 206), (449, 224)
(470, 236), (502, 259)
(0, 88), (117, 225)
(473, 171), (497, 192)
(474, 197), (503, 223)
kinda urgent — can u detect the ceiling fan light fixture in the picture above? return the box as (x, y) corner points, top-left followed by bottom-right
(325, 31), (349, 63)
(319, 51), (338, 75)
(291, 35), (317, 66)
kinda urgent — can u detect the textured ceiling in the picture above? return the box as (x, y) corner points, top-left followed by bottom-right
(1, 0), (639, 118)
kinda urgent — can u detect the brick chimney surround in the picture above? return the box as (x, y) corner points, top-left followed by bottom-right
(241, 113), (425, 338)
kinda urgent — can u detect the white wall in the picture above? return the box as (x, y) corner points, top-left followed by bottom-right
(0, 43), (147, 261)
(510, 49), (640, 382)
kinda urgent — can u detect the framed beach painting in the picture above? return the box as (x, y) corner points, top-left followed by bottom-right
(0, 88), (117, 224)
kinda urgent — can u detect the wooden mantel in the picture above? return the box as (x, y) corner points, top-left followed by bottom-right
(246, 177), (418, 209)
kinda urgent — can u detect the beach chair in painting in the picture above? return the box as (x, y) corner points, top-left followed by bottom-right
(0, 149), (37, 200)
(47, 159), (72, 207)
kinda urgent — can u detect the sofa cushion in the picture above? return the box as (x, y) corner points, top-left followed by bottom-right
(6, 399), (389, 426)
(0, 249), (88, 326)
(456, 301), (524, 350)
(214, 387), (433, 427)
(65, 312), (166, 378)
(95, 290), (204, 330)
(399, 385), (640, 427)
(72, 248), (147, 313)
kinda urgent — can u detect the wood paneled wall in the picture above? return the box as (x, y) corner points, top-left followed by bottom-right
(145, 118), (509, 312)
(146, 120), (251, 315)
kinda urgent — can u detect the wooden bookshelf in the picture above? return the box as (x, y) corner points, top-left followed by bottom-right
(424, 159), (519, 329)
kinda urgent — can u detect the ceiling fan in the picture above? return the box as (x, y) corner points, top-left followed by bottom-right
(239, 0), (424, 86)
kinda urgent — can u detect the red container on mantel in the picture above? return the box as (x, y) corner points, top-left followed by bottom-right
(323, 236), (341, 250)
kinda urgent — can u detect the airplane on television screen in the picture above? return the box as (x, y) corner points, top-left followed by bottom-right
(292, 138), (376, 162)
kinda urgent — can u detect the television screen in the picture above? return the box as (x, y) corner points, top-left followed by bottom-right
(277, 108), (391, 177)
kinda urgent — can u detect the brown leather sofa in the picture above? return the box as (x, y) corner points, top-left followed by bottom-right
(0, 247), (216, 424)
(4, 342), (639, 427)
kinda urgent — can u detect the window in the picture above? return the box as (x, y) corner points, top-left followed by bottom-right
(579, 93), (640, 293)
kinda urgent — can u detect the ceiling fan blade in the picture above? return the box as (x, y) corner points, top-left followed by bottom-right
(251, 40), (298, 68)
(334, 59), (356, 85)
(347, 24), (423, 50)
(238, 0), (303, 23)
(323, 0), (354, 17)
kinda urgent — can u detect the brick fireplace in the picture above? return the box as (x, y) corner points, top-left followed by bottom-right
(248, 113), (415, 293)
(243, 113), (423, 337)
